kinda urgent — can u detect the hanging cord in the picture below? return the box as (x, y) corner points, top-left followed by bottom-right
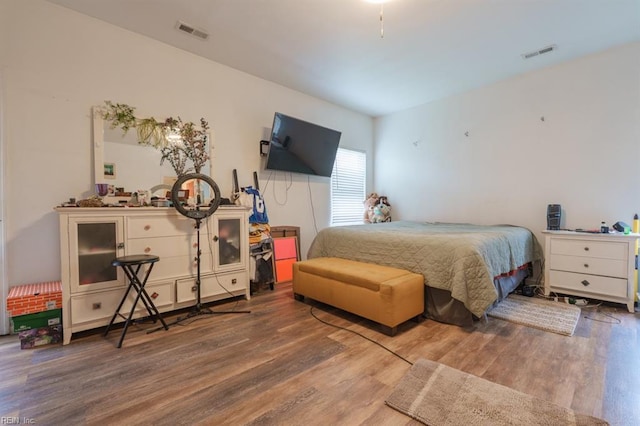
(262, 169), (274, 193)
(310, 306), (413, 366)
(263, 170), (292, 206)
(307, 176), (319, 235)
(379, 3), (384, 38)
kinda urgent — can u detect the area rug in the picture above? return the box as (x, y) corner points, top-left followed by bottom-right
(487, 294), (581, 336)
(386, 358), (608, 425)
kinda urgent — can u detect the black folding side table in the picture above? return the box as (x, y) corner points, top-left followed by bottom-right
(104, 254), (169, 348)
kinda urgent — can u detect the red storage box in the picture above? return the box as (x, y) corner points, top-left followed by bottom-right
(6, 281), (62, 317)
(273, 237), (299, 283)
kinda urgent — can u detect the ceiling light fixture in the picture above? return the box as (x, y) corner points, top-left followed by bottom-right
(364, 0), (394, 38)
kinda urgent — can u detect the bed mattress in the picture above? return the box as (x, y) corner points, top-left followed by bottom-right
(307, 221), (542, 318)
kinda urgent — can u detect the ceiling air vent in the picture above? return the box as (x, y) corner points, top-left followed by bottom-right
(176, 20), (209, 40)
(521, 44), (557, 60)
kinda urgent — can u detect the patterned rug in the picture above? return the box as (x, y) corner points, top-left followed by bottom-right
(487, 294), (581, 336)
(386, 358), (608, 425)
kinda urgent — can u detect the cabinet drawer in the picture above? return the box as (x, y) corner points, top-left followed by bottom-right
(122, 281), (174, 312)
(550, 238), (627, 260)
(548, 270), (628, 298)
(71, 282), (174, 327)
(204, 271), (248, 298)
(71, 288), (124, 325)
(150, 255), (213, 281)
(176, 271), (248, 304)
(127, 235), (211, 257)
(127, 216), (202, 238)
(549, 255), (627, 278)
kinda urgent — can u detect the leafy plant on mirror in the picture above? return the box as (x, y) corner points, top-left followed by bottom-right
(99, 101), (137, 135)
(98, 101), (211, 177)
(136, 117), (166, 148)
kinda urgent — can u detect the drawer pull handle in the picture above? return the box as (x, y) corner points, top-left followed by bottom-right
(583, 247), (589, 251)
(213, 235), (219, 242)
(581, 280), (590, 286)
(144, 247), (151, 253)
(583, 263), (589, 268)
(144, 225), (151, 231)
(92, 302), (101, 310)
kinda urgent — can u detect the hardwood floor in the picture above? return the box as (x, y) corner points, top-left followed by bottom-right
(1, 282), (639, 425)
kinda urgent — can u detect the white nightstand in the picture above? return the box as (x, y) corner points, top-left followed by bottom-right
(543, 230), (639, 313)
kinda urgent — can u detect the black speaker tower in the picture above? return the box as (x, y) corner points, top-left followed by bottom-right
(547, 204), (561, 230)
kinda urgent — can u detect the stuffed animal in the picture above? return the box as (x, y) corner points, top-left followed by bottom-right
(371, 205), (386, 223)
(363, 192), (379, 223)
(371, 201), (392, 223)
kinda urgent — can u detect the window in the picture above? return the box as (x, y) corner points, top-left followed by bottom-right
(331, 148), (366, 226)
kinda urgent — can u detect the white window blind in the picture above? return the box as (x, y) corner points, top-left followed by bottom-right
(331, 148), (366, 226)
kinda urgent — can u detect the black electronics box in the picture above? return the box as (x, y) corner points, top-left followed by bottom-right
(613, 221), (630, 232)
(547, 204), (561, 230)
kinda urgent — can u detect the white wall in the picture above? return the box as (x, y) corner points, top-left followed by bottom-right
(0, 1), (373, 289)
(374, 42), (640, 245)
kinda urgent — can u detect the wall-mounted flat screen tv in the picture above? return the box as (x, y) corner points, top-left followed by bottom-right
(265, 112), (342, 178)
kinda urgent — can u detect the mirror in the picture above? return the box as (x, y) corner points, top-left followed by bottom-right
(92, 108), (213, 203)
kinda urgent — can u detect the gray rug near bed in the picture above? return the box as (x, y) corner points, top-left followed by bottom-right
(386, 358), (608, 425)
(487, 294), (581, 336)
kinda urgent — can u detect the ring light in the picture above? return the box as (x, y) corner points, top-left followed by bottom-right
(171, 173), (221, 220)
(161, 172), (249, 325)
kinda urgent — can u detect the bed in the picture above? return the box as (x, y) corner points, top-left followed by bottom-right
(306, 221), (543, 326)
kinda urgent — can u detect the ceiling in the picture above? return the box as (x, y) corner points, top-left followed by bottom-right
(45, 0), (640, 117)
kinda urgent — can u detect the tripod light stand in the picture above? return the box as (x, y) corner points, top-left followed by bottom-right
(169, 173), (250, 323)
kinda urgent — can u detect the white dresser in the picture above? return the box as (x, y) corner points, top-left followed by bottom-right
(57, 206), (250, 344)
(543, 230), (638, 312)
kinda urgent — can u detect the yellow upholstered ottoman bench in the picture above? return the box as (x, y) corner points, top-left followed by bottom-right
(292, 257), (424, 336)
